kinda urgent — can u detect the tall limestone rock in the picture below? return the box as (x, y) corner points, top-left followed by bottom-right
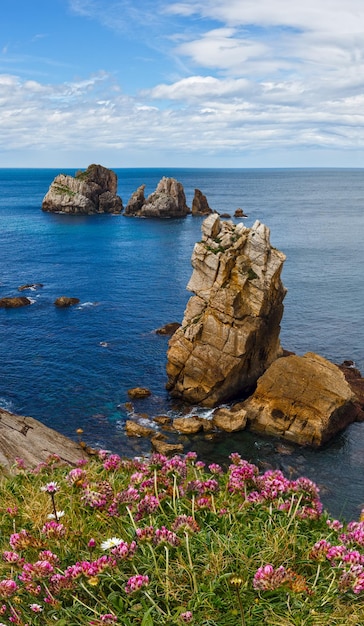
(42, 164), (123, 214)
(124, 177), (189, 218)
(166, 214), (287, 406)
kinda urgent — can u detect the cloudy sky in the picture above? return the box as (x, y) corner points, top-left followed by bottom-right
(2, 0), (364, 167)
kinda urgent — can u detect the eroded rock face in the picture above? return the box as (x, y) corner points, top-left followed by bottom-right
(42, 164), (123, 214)
(191, 189), (212, 215)
(124, 177), (189, 218)
(0, 409), (88, 470)
(166, 214), (286, 406)
(244, 352), (358, 446)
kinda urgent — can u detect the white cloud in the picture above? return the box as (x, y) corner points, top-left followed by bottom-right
(3, 1), (364, 165)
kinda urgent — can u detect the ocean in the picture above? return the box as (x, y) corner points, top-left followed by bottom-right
(0, 167), (363, 520)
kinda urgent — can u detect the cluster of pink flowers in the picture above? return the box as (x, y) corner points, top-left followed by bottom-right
(253, 564), (290, 590)
(153, 526), (180, 547)
(0, 580), (18, 599)
(309, 521), (364, 594)
(226, 455), (323, 519)
(124, 574), (149, 594)
(90, 614), (118, 625)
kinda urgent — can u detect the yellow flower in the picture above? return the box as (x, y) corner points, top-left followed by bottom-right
(229, 576), (244, 588)
(87, 577), (99, 586)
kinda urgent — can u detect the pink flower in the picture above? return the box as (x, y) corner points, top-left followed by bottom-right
(0, 579), (18, 598)
(67, 468), (87, 485)
(29, 604), (43, 613)
(9, 529), (32, 550)
(253, 564), (289, 591)
(41, 521), (66, 538)
(40, 481), (59, 494)
(2, 551), (22, 564)
(180, 611), (193, 623)
(125, 574), (149, 594)
(103, 454), (122, 471)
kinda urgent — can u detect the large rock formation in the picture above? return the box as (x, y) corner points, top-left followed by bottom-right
(0, 409), (88, 470)
(124, 177), (189, 218)
(42, 164), (123, 214)
(243, 352), (358, 446)
(166, 214), (286, 406)
(191, 189), (212, 216)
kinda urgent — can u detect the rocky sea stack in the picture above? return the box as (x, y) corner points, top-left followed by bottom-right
(125, 177), (189, 218)
(166, 214), (287, 406)
(42, 164), (123, 215)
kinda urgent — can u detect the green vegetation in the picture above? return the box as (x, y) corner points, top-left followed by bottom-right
(53, 184), (76, 197)
(0, 451), (363, 625)
(247, 268), (258, 281)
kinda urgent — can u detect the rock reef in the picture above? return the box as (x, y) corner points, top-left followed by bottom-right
(166, 214), (286, 406)
(42, 164), (123, 214)
(125, 177), (189, 218)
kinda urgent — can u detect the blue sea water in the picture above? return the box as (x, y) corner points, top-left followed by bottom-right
(0, 167), (363, 520)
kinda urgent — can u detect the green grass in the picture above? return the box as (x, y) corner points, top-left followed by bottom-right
(0, 451), (362, 625)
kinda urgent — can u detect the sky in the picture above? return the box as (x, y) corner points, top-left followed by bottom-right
(2, 0), (364, 167)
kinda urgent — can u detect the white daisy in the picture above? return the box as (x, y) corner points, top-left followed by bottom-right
(101, 537), (123, 551)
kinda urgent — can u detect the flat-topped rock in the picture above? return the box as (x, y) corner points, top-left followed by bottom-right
(0, 296), (32, 308)
(244, 352), (358, 446)
(42, 164), (123, 215)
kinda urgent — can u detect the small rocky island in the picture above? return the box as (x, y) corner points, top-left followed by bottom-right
(163, 214), (363, 447)
(124, 176), (190, 218)
(42, 164), (123, 214)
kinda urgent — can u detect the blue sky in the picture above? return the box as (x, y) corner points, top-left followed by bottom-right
(2, 0), (364, 167)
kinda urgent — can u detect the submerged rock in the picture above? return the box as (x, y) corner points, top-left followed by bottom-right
(166, 214), (286, 406)
(244, 352), (358, 446)
(18, 283), (43, 292)
(54, 296), (80, 307)
(127, 387), (151, 399)
(124, 177), (189, 218)
(42, 164), (123, 214)
(155, 322), (181, 336)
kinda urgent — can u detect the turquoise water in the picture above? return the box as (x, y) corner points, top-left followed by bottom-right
(0, 168), (363, 519)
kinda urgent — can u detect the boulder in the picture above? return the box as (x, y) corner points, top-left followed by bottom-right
(127, 387), (151, 399)
(54, 296), (80, 307)
(166, 214), (286, 406)
(155, 322), (181, 336)
(42, 164), (123, 214)
(191, 189), (212, 215)
(243, 352), (358, 446)
(212, 406), (248, 433)
(153, 415), (173, 426)
(0, 296), (32, 308)
(124, 177), (189, 218)
(234, 208), (247, 218)
(0, 409), (88, 470)
(18, 283), (43, 292)
(173, 416), (203, 434)
(150, 437), (184, 456)
(125, 420), (154, 438)
(338, 361), (364, 422)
